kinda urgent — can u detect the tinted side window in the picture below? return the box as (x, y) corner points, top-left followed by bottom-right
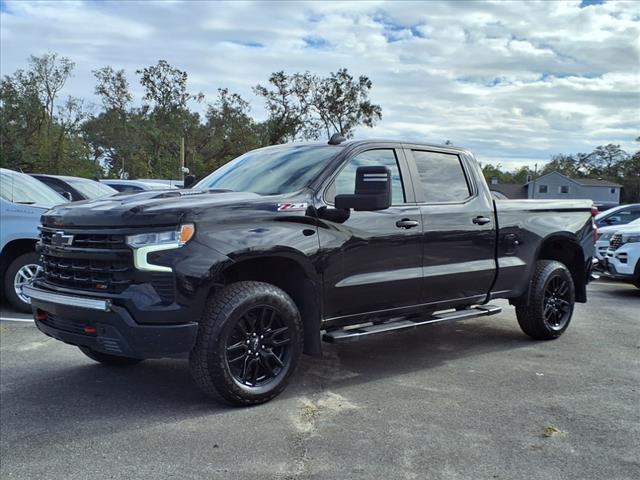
(412, 151), (471, 203)
(330, 149), (405, 204)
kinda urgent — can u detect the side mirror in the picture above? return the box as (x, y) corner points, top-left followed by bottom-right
(183, 174), (196, 189)
(62, 191), (73, 201)
(335, 166), (391, 211)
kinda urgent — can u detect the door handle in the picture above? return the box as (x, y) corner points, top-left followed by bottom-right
(472, 216), (491, 225)
(396, 219), (420, 229)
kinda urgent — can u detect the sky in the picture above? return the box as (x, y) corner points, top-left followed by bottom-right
(1, 0), (639, 170)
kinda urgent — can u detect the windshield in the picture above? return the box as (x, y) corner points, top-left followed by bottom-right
(0, 169), (68, 207)
(194, 145), (340, 195)
(66, 178), (117, 199)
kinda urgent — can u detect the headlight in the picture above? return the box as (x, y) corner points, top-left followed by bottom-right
(127, 224), (195, 273)
(622, 234), (640, 244)
(127, 224), (195, 248)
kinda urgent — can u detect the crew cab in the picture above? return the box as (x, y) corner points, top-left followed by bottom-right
(26, 138), (595, 405)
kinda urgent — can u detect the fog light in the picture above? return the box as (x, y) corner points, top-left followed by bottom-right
(34, 309), (47, 321)
(83, 326), (97, 335)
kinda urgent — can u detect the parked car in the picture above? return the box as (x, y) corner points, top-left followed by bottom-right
(595, 218), (640, 261)
(0, 168), (68, 312)
(601, 223), (640, 288)
(594, 203), (640, 229)
(136, 179), (184, 188)
(100, 179), (179, 193)
(27, 138), (595, 405)
(32, 174), (117, 201)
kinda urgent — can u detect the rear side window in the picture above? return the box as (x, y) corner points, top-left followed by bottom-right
(411, 150), (471, 203)
(329, 149), (405, 205)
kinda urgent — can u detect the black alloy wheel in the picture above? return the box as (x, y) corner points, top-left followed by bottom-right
(225, 305), (292, 388)
(542, 276), (572, 331)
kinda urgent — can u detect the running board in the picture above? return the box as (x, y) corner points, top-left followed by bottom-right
(322, 304), (502, 344)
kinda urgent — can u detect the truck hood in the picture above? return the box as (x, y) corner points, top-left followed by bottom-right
(41, 189), (264, 228)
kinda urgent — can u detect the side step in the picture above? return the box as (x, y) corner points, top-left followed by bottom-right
(322, 304), (502, 344)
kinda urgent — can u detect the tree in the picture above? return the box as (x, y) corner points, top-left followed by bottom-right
(254, 71), (307, 145)
(136, 60), (203, 114)
(255, 68), (382, 141)
(540, 154), (581, 178)
(481, 163), (514, 184)
(93, 66), (132, 113)
(587, 144), (629, 178)
(85, 66), (135, 177)
(0, 68), (45, 171)
(303, 68), (382, 139)
(29, 53), (75, 172)
(134, 60), (204, 178)
(199, 89), (258, 173)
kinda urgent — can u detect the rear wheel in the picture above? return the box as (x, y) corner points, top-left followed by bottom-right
(4, 251), (40, 313)
(78, 346), (143, 366)
(189, 281), (303, 406)
(515, 260), (575, 340)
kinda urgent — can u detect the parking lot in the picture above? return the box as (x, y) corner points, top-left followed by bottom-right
(1, 280), (638, 480)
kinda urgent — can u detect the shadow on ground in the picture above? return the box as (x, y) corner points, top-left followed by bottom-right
(1, 316), (531, 450)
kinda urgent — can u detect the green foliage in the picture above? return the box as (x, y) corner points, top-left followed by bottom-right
(254, 68), (382, 141)
(1, 54), (385, 180)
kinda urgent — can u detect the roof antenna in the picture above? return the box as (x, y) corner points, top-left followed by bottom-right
(328, 132), (346, 145)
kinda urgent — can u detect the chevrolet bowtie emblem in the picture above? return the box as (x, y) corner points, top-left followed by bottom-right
(51, 231), (74, 247)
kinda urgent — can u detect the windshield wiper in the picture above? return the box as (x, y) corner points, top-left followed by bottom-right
(15, 201), (35, 204)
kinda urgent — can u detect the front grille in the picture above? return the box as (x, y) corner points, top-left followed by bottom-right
(39, 227), (134, 294)
(609, 233), (623, 251)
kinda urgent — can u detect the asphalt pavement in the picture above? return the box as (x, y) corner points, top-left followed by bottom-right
(1, 281), (638, 480)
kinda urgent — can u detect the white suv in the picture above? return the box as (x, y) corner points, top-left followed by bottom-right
(596, 218), (640, 261)
(603, 223), (640, 288)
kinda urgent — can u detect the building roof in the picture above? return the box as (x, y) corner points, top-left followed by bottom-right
(526, 171), (622, 188)
(490, 183), (528, 199)
(571, 177), (622, 187)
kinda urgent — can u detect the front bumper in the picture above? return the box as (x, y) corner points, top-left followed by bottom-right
(600, 256), (636, 281)
(27, 285), (198, 359)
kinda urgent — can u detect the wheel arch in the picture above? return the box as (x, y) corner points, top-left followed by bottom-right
(535, 233), (587, 302)
(220, 253), (322, 356)
(0, 238), (38, 279)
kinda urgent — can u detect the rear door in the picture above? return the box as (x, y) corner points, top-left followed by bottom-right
(318, 146), (423, 322)
(403, 147), (496, 307)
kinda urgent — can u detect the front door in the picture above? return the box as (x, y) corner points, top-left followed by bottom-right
(317, 147), (423, 322)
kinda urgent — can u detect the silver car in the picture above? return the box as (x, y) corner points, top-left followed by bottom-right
(0, 168), (68, 312)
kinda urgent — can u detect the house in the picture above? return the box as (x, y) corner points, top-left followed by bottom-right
(491, 171), (622, 208)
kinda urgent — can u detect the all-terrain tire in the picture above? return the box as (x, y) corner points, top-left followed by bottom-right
(4, 251), (40, 313)
(78, 346), (144, 366)
(515, 260), (575, 340)
(189, 281), (303, 406)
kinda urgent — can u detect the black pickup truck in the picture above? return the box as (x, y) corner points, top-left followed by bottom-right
(26, 137), (595, 405)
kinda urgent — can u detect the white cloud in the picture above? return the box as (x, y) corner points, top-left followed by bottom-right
(1, 0), (638, 169)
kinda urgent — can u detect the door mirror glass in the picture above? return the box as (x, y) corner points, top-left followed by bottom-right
(335, 166), (391, 211)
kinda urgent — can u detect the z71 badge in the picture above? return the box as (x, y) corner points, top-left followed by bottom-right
(277, 202), (308, 212)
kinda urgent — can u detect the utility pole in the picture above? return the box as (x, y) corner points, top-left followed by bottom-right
(180, 136), (185, 182)
(531, 163), (538, 199)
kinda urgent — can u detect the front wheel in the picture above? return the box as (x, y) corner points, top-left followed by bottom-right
(189, 281), (303, 406)
(515, 260), (575, 340)
(4, 251), (40, 313)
